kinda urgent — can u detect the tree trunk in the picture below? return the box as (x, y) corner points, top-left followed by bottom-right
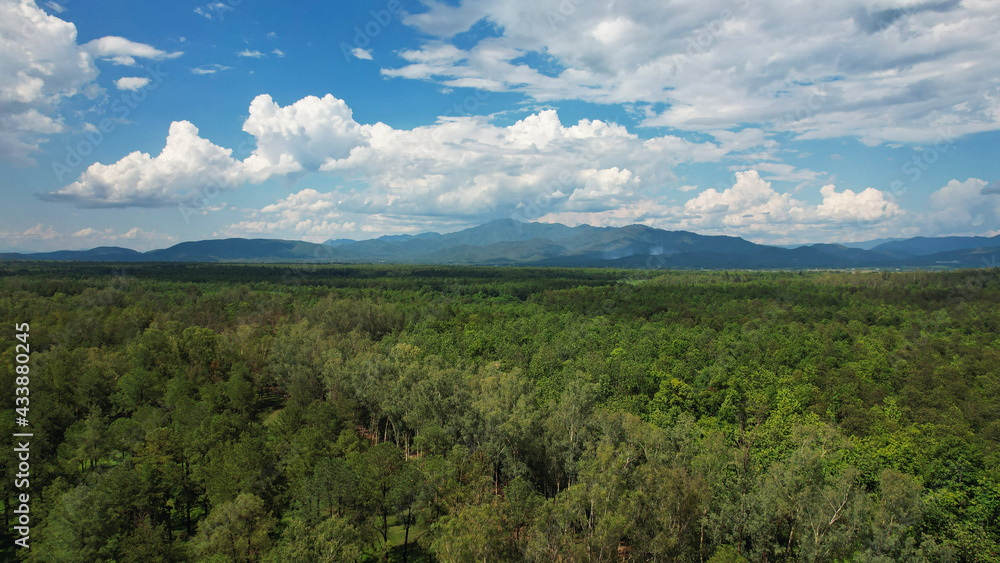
(402, 505), (412, 563)
(700, 510), (706, 563)
(786, 520), (795, 561)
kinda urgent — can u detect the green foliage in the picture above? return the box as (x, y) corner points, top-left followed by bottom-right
(2, 262), (998, 561)
(267, 516), (363, 563)
(193, 493), (276, 562)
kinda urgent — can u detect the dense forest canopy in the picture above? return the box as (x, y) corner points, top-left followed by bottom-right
(1, 262), (998, 561)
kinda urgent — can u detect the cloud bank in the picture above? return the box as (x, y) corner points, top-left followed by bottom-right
(44, 92), (981, 244)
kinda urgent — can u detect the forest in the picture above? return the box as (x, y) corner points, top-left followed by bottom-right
(1, 261), (998, 562)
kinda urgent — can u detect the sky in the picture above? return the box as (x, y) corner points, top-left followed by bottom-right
(1, 0), (999, 252)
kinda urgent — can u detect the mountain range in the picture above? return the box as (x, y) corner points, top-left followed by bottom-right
(3, 220), (999, 269)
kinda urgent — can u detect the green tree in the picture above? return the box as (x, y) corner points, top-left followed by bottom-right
(193, 493), (276, 563)
(267, 516), (363, 563)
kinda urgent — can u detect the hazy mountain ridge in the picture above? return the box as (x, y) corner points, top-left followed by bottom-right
(870, 235), (1000, 258)
(3, 220), (999, 268)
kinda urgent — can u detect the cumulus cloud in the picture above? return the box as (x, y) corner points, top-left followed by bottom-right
(241, 94), (367, 182)
(237, 49), (265, 58)
(0, 0), (180, 163)
(42, 121), (244, 207)
(1, 0), (89, 162)
(383, 0), (1000, 145)
(665, 170), (903, 241)
(926, 178), (1000, 235)
(115, 76), (150, 91)
(683, 171), (807, 229)
(815, 184), (902, 222)
(317, 107), (716, 219)
(44, 93), (371, 208)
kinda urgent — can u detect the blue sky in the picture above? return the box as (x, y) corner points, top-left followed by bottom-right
(2, 0), (998, 251)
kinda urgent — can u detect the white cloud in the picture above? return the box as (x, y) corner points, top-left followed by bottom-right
(1, 225), (175, 252)
(740, 162), (823, 185)
(82, 36), (182, 65)
(43, 121), (245, 207)
(219, 189), (357, 240)
(241, 94), (366, 182)
(191, 64), (231, 75)
(71, 226), (169, 243)
(683, 170), (807, 229)
(669, 170), (905, 242)
(0, 0), (89, 163)
(0, 1), (180, 163)
(237, 49), (265, 58)
(926, 178), (1000, 236)
(119, 227), (147, 239)
(385, 0), (1000, 145)
(23, 223), (59, 240)
(72, 227), (104, 237)
(815, 184), (901, 223)
(2, 223), (177, 252)
(351, 48), (373, 60)
(317, 107), (715, 219)
(194, 3), (231, 20)
(272, 48), (285, 58)
(115, 76), (151, 91)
